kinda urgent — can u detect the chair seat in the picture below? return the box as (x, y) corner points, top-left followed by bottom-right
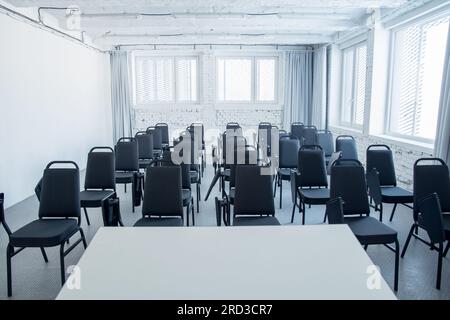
(279, 168), (293, 180)
(134, 218), (183, 227)
(223, 169), (231, 181)
(115, 171), (134, 183)
(80, 190), (115, 207)
(381, 187), (413, 204)
(299, 188), (330, 205)
(345, 216), (397, 245)
(10, 219), (79, 247)
(233, 216), (280, 226)
(182, 189), (192, 206)
(139, 159), (153, 169)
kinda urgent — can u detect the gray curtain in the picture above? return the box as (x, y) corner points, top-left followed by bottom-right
(311, 46), (328, 130)
(283, 51), (313, 130)
(110, 51), (133, 143)
(434, 25), (450, 165)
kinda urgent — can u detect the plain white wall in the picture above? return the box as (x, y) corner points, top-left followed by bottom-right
(0, 13), (112, 208)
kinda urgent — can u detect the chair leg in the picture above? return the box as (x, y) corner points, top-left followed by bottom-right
(394, 239), (399, 292)
(191, 198), (195, 226)
(79, 229), (87, 249)
(302, 202), (306, 226)
(389, 203), (398, 222)
(290, 203), (296, 224)
(60, 243), (66, 286)
(6, 244), (13, 297)
(186, 204), (190, 226)
(279, 180), (283, 209)
(83, 207), (91, 226)
(379, 203), (383, 222)
(196, 183), (200, 213)
(364, 245), (368, 251)
(323, 212), (327, 223)
(436, 243), (443, 290)
(40, 247), (48, 263)
(401, 224), (416, 258)
(273, 174), (278, 198)
(444, 241), (449, 257)
(124, 184), (127, 193)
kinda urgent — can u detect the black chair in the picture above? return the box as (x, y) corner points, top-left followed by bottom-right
(336, 135), (358, 160)
(135, 131), (154, 169)
(115, 137), (141, 212)
(233, 165), (280, 226)
(302, 125), (317, 146)
(134, 166), (184, 227)
(1, 162), (87, 297)
(226, 122), (241, 130)
(274, 136), (300, 209)
(402, 158), (450, 289)
(155, 123), (170, 147)
(258, 122), (272, 157)
(80, 147), (118, 226)
(159, 151), (195, 226)
(316, 130), (334, 165)
(366, 145), (413, 222)
(188, 123), (206, 177)
(291, 146), (330, 224)
(405, 194), (448, 289)
(291, 122), (304, 142)
(326, 160), (399, 291)
(147, 126), (163, 158)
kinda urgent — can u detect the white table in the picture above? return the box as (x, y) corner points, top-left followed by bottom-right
(57, 225), (396, 300)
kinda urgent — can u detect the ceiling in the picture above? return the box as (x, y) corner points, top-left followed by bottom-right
(5, 0), (416, 48)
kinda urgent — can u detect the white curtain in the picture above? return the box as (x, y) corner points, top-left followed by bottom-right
(111, 51), (133, 143)
(311, 46), (328, 130)
(434, 26), (450, 165)
(283, 51), (313, 130)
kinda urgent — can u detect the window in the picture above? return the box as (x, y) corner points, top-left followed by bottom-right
(134, 56), (198, 105)
(340, 43), (367, 129)
(217, 56), (278, 103)
(388, 15), (449, 142)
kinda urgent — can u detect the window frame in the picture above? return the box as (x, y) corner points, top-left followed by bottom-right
(339, 41), (367, 131)
(385, 11), (450, 144)
(131, 53), (200, 107)
(215, 54), (280, 105)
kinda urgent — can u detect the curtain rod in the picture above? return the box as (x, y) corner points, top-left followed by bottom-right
(116, 43), (317, 51)
(0, 4), (105, 54)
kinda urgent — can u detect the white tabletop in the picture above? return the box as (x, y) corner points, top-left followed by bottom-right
(57, 225), (396, 300)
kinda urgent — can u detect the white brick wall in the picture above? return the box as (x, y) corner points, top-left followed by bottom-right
(132, 51), (284, 136)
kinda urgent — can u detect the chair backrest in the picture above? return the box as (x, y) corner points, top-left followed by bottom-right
(229, 148), (258, 188)
(226, 122), (241, 129)
(414, 158), (450, 219)
(336, 135), (358, 160)
(302, 126), (317, 146)
(330, 160), (370, 216)
(366, 145), (397, 187)
(135, 131), (154, 160)
(258, 122), (272, 150)
(280, 138), (300, 169)
(234, 165), (275, 216)
(115, 138), (139, 172)
(160, 151), (191, 190)
(155, 123), (169, 144)
(327, 152), (342, 175)
(85, 147), (115, 191)
(316, 130), (334, 157)
(222, 131), (247, 165)
(291, 122), (304, 141)
(147, 127), (162, 150)
(189, 123), (205, 145)
(39, 162), (81, 219)
(297, 149), (328, 188)
(417, 193), (446, 244)
(142, 167), (183, 218)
